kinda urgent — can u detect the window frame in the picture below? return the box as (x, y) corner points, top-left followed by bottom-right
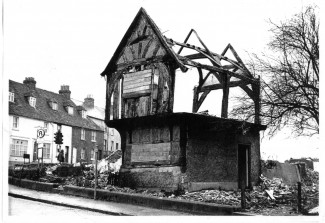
(43, 143), (51, 159)
(52, 102), (58, 110)
(9, 92), (15, 102)
(67, 106), (74, 115)
(81, 148), (86, 160)
(81, 110), (87, 118)
(91, 131), (96, 142)
(81, 128), (85, 140)
(29, 97), (36, 107)
(10, 139), (28, 157)
(12, 116), (19, 129)
(91, 149), (94, 160)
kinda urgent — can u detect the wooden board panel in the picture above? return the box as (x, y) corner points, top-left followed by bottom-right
(124, 76), (151, 85)
(123, 90), (151, 99)
(124, 80), (151, 90)
(123, 85), (151, 94)
(131, 143), (171, 162)
(124, 69), (151, 78)
(137, 96), (150, 117)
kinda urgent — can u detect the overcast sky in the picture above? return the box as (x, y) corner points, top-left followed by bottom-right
(4, 0), (320, 161)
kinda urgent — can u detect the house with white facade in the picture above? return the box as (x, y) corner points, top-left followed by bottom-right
(9, 77), (103, 166)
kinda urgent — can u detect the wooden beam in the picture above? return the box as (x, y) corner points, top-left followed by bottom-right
(197, 90), (211, 110)
(200, 80), (247, 91)
(221, 75), (230, 118)
(227, 44), (253, 77)
(192, 86), (199, 113)
(197, 67), (203, 87)
(113, 81), (120, 119)
(167, 37), (248, 73)
(181, 59), (259, 85)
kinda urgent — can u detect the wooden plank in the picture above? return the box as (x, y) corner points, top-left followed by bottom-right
(124, 69), (152, 78)
(123, 90), (151, 99)
(124, 76), (151, 85)
(137, 96), (150, 117)
(123, 80), (151, 90)
(123, 85), (151, 94)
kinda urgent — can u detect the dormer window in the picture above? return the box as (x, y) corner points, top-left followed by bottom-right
(81, 110), (86, 118)
(9, 92), (15, 102)
(52, 102), (58, 110)
(29, 97), (36, 107)
(67, 106), (74, 115)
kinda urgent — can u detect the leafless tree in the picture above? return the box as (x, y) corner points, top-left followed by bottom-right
(231, 6), (319, 137)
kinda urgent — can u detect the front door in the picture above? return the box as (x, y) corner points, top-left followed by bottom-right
(238, 144), (250, 189)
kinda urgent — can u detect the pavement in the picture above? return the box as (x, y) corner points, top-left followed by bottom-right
(8, 185), (193, 216)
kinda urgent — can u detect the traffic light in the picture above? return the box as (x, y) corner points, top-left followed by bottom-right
(54, 130), (64, 145)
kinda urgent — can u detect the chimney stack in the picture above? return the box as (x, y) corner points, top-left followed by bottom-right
(83, 94), (94, 109)
(59, 85), (71, 99)
(23, 77), (36, 90)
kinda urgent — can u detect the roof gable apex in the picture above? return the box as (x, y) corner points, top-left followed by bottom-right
(101, 7), (187, 76)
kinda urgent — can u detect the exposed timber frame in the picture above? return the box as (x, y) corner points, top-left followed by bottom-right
(165, 29), (261, 124)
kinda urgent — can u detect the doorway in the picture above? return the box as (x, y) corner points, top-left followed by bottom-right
(238, 144), (251, 189)
(65, 146), (69, 163)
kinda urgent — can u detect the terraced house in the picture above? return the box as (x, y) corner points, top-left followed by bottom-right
(8, 77), (104, 166)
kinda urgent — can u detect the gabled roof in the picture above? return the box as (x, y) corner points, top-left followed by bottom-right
(100, 7), (188, 77)
(9, 80), (102, 131)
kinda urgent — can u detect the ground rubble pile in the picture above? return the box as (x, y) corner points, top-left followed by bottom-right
(28, 160), (318, 214)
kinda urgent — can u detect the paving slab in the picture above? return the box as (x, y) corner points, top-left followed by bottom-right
(8, 185), (192, 216)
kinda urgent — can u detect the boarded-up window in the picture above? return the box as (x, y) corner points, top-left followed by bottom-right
(123, 69), (152, 98)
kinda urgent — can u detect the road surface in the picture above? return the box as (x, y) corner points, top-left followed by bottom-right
(8, 196), (111, 218)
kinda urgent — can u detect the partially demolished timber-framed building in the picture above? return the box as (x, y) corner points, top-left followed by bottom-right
(101, 8), (266, 191)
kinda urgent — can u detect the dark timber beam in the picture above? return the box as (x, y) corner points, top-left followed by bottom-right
(200, 80), (247, 91)
(181, 59), (259, 85)
(221, 75), (230, 118)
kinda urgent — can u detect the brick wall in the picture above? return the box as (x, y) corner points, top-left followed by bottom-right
(72, 127), (104, 163)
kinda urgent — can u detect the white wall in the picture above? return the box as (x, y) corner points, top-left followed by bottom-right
(9, 115), (72, 164)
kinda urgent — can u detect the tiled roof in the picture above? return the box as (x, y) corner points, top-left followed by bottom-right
(9, 80), (102, 131)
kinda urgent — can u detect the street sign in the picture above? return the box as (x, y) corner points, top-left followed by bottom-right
(37, 129), (46, 138)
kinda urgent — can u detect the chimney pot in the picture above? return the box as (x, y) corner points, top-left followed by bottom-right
(59, 85), (71, 99)
(83, 95), (94, 109)
(23, 77), (36, 89)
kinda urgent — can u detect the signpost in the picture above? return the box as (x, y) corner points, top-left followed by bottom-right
(94, 145), (98, 200)
(36, 128), (45, 168)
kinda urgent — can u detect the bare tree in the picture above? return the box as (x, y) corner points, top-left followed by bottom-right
(231, 6), (319, 137)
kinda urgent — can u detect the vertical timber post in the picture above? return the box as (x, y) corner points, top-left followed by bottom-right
(221, 75), (230, 118)
(192, 86), (199, 113)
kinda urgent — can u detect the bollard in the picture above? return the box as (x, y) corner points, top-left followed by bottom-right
(297, 182), (302, 213)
